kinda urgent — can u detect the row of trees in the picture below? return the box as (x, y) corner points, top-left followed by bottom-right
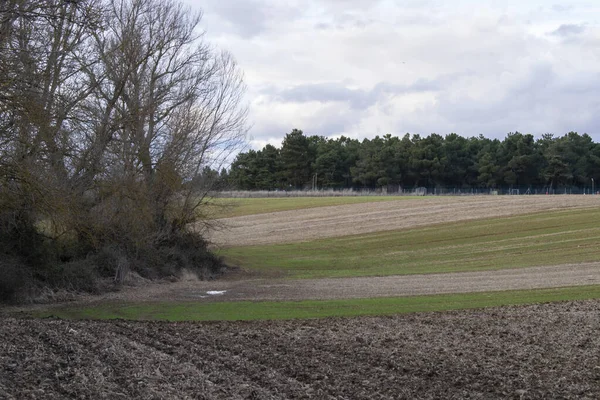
(0, 0), (246, 301)
(227, 130), (600, 191)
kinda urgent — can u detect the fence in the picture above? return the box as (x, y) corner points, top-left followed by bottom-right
(214, 186), (599, 198)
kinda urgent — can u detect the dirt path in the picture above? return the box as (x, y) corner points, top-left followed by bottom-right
(19, 262), (597, 308)
(176, 262), (600, 302)
(208, 195), (600, 247)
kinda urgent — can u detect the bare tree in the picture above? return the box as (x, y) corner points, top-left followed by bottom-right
(0, 0), (100, 235)
(0, 0), (247, 299)
(88, 0), (247, 235)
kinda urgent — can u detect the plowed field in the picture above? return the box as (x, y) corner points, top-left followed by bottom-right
(3, 300), (600, 399)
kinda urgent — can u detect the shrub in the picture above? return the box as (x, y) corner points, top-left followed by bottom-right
(54, 259), (101, 294)
(133, 231), (226, 281)
(0, 256), (29, 303)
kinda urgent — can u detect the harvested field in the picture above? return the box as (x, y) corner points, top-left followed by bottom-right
(209, 195), (600, 247)
(3, 300), (600, 399)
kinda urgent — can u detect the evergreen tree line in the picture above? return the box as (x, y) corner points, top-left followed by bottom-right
(223, 129), (600, 192)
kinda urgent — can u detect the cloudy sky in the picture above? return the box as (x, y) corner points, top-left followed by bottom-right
(185, 0), (600, 149)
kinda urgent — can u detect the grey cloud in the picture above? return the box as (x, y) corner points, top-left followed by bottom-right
(551, 24), (586, 37)
(250, 63), (600, 144)
(272, 74), (462, 110)
(436, 64), (557, 125)
(247, 122), (290, 147)
(560, 73), (600, 95)
(310, 118), (352, 137)
(419, 64), (600, 140)
(248, 111), (357, 146)
(201, 0), (299, 37)
(275, 82), (374, 109)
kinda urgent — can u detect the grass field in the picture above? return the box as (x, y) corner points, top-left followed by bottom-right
(219, 207), (600, 278)
(205, 196), (420, 218)
(30, 285), (600, 321)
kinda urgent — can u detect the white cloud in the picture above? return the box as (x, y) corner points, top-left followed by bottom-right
(185, 0), (600, 148)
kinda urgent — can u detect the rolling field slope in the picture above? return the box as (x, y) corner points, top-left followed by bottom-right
(209, 195), (599, 246)
(219, 207), (600, 278)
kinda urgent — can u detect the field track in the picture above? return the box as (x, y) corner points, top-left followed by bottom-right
(36, 262), (600, 304)
(156, 262), (600, 302)
(209, 195), (600, 247)
(3, 300), (600, 399)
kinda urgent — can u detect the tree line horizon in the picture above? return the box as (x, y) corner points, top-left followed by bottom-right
(220, 129), (600, 192)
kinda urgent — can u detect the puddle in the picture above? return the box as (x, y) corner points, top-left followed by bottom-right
(206, 290), (227, 296)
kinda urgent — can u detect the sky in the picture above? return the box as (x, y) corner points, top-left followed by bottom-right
(185, 0), (600, 149)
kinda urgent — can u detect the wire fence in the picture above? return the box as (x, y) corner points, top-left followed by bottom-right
(215, 186), (600, 198)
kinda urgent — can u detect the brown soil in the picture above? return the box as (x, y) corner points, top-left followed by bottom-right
(208, 195), (600, 247)
(11, 262), (598, 308)
(179, 262), (600, 301)
(3, 300), (600, 399)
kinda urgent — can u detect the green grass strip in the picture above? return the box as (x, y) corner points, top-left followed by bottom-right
(220, 208), (600, 279)
(30, 285), (600, 321)
(205, 196), (422, 218)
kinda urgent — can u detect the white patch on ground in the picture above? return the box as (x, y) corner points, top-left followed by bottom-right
(206, 291), (226, 296)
